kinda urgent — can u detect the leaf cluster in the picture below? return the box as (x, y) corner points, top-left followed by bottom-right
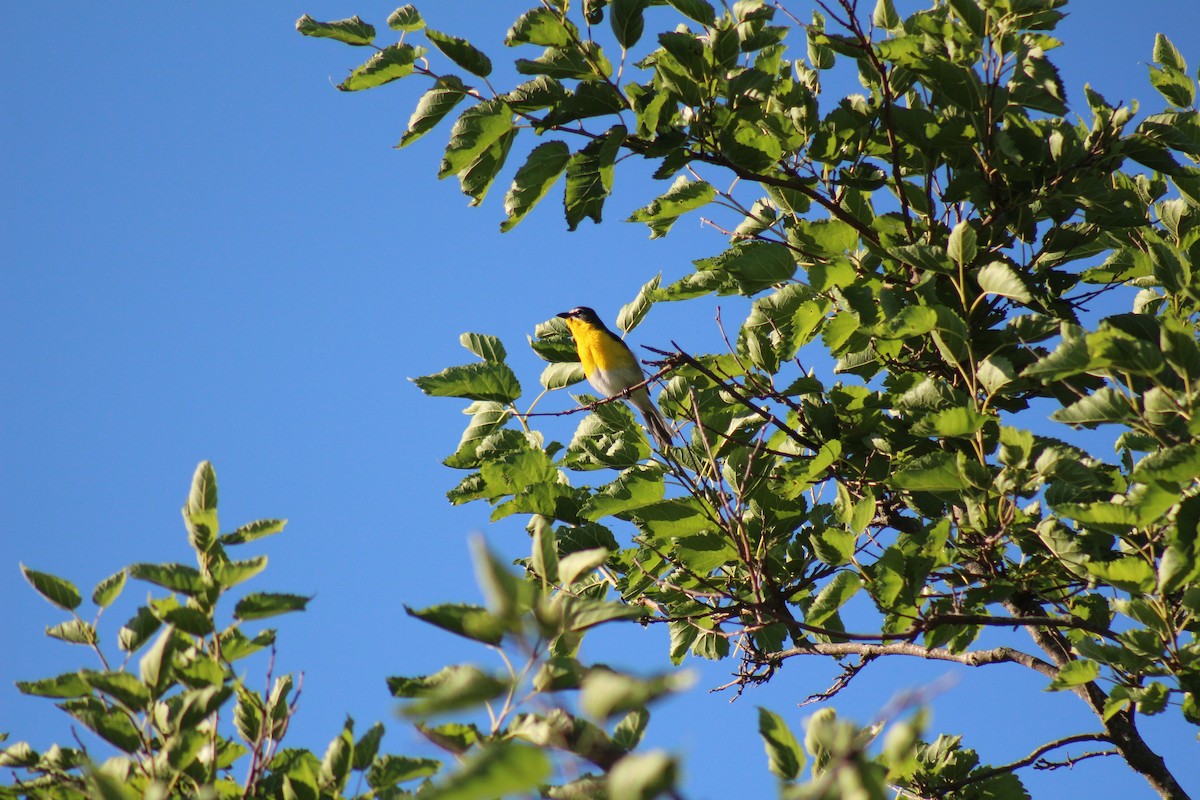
(302, 0), (1200, 796)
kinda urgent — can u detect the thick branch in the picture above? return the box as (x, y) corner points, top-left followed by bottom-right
(774, 640), (1058, 678)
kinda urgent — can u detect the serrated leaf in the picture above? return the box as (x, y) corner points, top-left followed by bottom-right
(426, 29), (493, 77)
(1046, 659), (1100, 691)
(886, 453), (967, 492)
(665, 0), (716, 26)
(387, 5), (424, 31)
(368, 755), (442, 789)
(17, 672), (91, 698)
(296, 14), (375, 46)
(805, 571), (861, 627)
(501, 140), (571, 232)
(47, 620), (97, 645)
(398, 75), (470, 148)
(405, 603), (507, 645)
(611, 0), (647, 48)
(118, 606), (161, 653)
(565, 126), (626, 230)
(221, 518), (286, 545)
(21, 565), (82, 611)
(506, 8), (577, 48)
(412, 361), (521, 403)
(1049, 387), (1132, 427)
(339, 43), (422, 91)
(128, 562), (205, 595)
(947, 220), (977, 266)
(234, 593), (310, 621)
(1131, 443), (1200, 484)
(977, 261), (1032, 302)
(438, 99), (513, 179)
(627, 176), (716, 238)
(92, 570), (127, 608)
(616, 274), (662, 336)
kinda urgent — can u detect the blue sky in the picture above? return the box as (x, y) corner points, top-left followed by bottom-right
(3, 3), (1199, 797)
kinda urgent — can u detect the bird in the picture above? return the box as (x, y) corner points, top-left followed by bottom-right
(557, 306), (675, 450)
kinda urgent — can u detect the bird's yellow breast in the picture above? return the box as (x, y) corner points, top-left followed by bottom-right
(565, 319), (636, 374)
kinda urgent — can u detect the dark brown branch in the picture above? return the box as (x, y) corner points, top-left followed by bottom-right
(925, 733), (1113, 795)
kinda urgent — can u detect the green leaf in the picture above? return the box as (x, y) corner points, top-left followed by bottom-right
(139, 626), (176, 699)
(63, 698), (141, 752)
(426, 29), (493, 77)
(1049, 387), (1132, 427)
(1131, 443), (1200, 484)
(1087, 557), (1157, 593)
(665, 0), (716, 27)
(412, 361), (521, 403)
(501, 140), (571, 232)
(221, 518), (287, 545)
(47, 620), (97, 645)
(608, 751), (678, 800)
(295, 15), (375, 46)
(516, 43), (612, 82)
(438, 100), (513, 179)
(613, 707), (650, 751)
(947, 220), (977, 266)
(21, 565), (82, 611)
(581, 669), (694, 719)
(459, 129), (516, 206)
(758, 707), (804, 780)
(425, 742), (551, 800)
(81, 670), (152, 711)
(1046, 659), (1100, 691)
(565, 126), (626, 230)
(405, 603), (506, 645)
(1153, 33), (1187, 71)
(368, 755), (441, 789)
(558, 547), (611, 587)
(872, 0), (901, 30)
(560, 596), (648, 631)
(806, 571), (861, 627)
(627, 176), (716, 238)
(91, 569), (127, 608)
(393, 665), (510, 717)
(1022, 325), (1089, 380)
(234, 592), (310, 620)
(909, 406), (989, 438)
(617, 273), (661, 334)
(128, 562), (205, 595)
(693, 241), (796, 295)
(581, 464), (665, 521)
(886, 452), (967, 492)
(506, 9), (577, 48)
(611, 0), (648, 48)
(183, 462), (219, 553)
(17, 672), (91, 699)
(398, 75), (470, 148)
(976, 261), (1032, 303)
(339, 43), (423, 91)
(118, 606), (161, 653)
(387, 5), (424, 31)
(320, 719), (355, 793)
(208, 556), (268, 591)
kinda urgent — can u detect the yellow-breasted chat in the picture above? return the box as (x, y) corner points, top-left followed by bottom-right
(557, 306), (674, 450)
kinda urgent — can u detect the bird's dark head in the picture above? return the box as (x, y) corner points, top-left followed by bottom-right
(557, 306), (601, 325)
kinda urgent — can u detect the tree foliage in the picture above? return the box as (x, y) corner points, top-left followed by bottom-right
(300, 0), (1199, 797)
(5, 1), (1200, 799)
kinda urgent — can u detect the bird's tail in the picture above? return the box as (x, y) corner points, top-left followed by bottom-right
(641, 403), (675, 450)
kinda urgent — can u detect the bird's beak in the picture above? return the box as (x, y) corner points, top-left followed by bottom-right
(556, 311), (570, 319)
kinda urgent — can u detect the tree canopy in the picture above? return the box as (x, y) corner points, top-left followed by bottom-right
(4, 1), (1199, 799)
